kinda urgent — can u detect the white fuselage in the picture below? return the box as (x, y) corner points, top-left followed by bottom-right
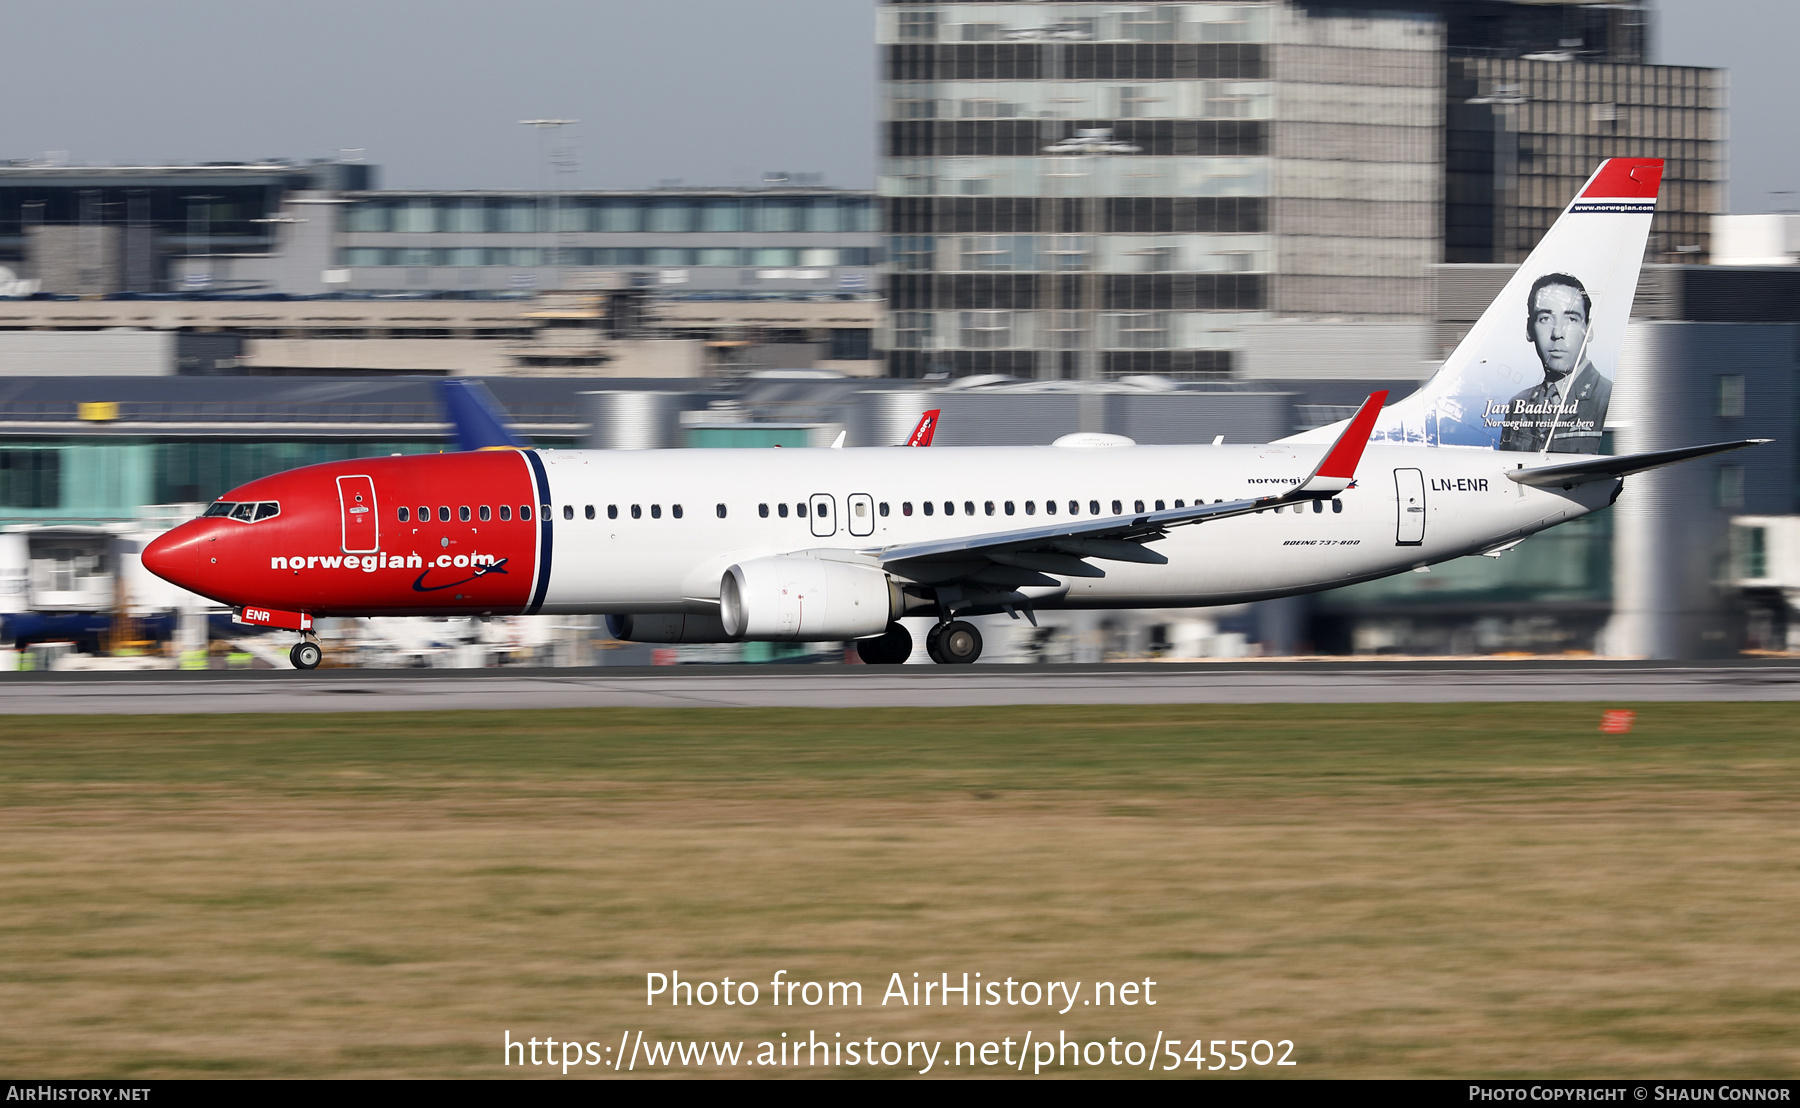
(527, 443), (1615, 615)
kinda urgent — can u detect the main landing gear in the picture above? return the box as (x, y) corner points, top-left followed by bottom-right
(854, 620), (984, 665)
(926, 620), (982, 665)
(289, 636), (322, 671)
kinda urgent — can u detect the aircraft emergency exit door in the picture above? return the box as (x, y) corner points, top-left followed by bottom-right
(809, 493), (837, 538)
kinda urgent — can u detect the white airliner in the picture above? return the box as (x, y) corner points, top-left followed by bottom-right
(143, 158), (1761, 668)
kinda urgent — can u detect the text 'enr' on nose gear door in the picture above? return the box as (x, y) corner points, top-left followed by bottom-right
(338, 474), (379, 553)
(1394, 468), (1425, 546)
(809, 493), (837, 538)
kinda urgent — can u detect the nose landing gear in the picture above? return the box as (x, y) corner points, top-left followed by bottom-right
(289, 636), (322, 671)
(926, 620), (982, 665)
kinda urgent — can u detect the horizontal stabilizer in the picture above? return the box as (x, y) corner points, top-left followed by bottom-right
(1507, 439), (1769, 489)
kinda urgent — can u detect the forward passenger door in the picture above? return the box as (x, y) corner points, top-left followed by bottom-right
(337, 475), (379, 553)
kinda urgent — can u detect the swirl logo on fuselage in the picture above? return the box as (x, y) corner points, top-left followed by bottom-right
(412, 556), (511, 593)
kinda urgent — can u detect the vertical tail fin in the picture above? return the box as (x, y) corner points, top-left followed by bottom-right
(904, 409), (941, 447)
(437, 378), (527, 452)
(1299, 159), (1662, 455)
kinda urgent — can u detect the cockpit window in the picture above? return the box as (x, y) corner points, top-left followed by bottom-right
(206, 501), (280, 522)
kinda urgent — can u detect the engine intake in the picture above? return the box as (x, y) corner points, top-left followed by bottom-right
(719, 557), (902, 641)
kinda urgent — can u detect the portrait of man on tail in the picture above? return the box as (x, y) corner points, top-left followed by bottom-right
(1497, 272), (1612, 454)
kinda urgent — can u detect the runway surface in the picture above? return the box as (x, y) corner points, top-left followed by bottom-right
(4, 660), (1800, 713)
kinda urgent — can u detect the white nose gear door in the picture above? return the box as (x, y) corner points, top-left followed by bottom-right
(809, 493), (837, 538)
(846, 493), (875, 537)
(1394, 468), (1425, 546)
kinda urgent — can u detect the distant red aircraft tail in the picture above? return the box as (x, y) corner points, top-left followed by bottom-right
(905, 409), (941, 447)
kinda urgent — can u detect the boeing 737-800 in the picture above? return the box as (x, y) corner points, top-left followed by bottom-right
(143, 159), (1761, 669)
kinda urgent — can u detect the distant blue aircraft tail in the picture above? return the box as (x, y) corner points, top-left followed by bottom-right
(437, 378), (527, 451)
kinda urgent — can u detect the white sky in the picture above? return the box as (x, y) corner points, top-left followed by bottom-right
(3, 1), (1792, 212)
(1657, 0), (1797, 212)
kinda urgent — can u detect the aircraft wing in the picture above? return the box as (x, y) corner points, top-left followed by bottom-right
(872, 392), (1387, 582)
(437, 379), (527, 451)
(1507, 439), (1769, 489)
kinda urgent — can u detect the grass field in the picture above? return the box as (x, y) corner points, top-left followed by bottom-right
(2, 703), (1798, 1078)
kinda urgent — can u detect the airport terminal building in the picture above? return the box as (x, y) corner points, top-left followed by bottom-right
(0, 166), (887, 379)
(0, 163), (882, 300)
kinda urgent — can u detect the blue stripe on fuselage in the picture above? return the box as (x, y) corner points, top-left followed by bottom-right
(524, 450), (554, 614)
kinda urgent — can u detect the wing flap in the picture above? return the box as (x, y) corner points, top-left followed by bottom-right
(1053, 538), (1168, 564)
(877, 497), (1258, 568)
(990, 551), (1107, 577)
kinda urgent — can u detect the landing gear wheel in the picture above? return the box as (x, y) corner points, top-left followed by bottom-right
(855, 623), (913, 665)
(290, 641), (322, 671)
(925, 622), (946, 663)
(932, 620), (982, 665)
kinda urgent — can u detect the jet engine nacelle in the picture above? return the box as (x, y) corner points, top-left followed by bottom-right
(605, 612), (733, 644)
(719, 556), (902, 641)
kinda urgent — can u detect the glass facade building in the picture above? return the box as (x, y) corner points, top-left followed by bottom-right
(879, 1), (1722, 380)
(333, 190), (880, 296)
(880, 2), (1278, 379)
(0, 439), (444, 524)
(0, 165), (880, 301)
(0, 378), (586, 526)
(1445, 57), (1725, 264)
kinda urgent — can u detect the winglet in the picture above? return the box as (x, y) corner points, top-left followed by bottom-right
(1294, 391), (1388, 497)
(904, 409), (941, 447)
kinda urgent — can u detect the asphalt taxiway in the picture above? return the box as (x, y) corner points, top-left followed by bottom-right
(2, 660), (1798, 713)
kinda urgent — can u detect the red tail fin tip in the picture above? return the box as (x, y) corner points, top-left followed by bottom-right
(905, 409), (941, 447)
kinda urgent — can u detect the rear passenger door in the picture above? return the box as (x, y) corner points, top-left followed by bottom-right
(1394, 468), (1425, 546)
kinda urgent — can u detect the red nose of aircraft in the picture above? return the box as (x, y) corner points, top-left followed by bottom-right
(142, 521), (209, 597)
(138, 451), (548, 620)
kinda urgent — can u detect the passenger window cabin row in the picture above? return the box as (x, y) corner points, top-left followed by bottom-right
(396, 503), (712, 522)
(894, 499), (1181, 518)
(396, 497), (1345, 525)
(883, 497), (1339, 517)
(397, 504), (533, 523)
